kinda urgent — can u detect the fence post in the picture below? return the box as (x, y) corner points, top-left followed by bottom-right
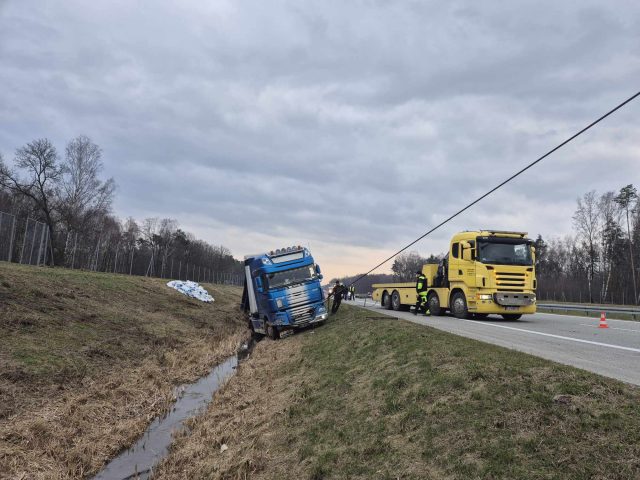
(129, 248), (134, 275)
(20, 218), (29, 264)
(71, 232), (78, 269)
(114, 243), (119, 273)
(28, 222), (37, 265)
(8, 214), (16, 263)
(37, 223), (46, 266)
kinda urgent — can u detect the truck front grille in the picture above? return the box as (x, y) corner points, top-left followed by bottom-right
(290, 305), (316, 325)
(495, 271), (525, 292)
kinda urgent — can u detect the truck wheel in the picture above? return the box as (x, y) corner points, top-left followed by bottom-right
(501, 314), (522, 321)
(391, 291), (401, 311)
(428, 293), (443, 316)
(267, 324), (279, 340)
(451, 292), (469, 319)
(381, 292), (392, 310)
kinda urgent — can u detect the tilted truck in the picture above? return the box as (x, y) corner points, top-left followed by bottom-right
(372, 230), (537, 320)
(241, 245), (328, 339)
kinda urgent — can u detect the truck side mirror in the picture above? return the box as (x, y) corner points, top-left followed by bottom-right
(315, 265), (322, 275)
(531, 245), (536, 263)
(460, 241), (472, 261)
(255, 277), (263, 293)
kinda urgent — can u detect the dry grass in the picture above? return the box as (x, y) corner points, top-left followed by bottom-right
(155, 305), (640, 480)
(0, 262), (247, 479)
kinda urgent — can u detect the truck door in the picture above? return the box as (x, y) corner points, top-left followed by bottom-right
(449, 241), (462, 283)
(460, 240), (476, 288)
(449, 240), (476, 287)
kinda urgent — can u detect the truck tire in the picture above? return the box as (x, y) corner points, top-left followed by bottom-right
(381, 292), (392, 310)
(428, 293), (443, 316)
(451, 292), (469, 319)
(267, 323), (279, 340)
(391, 290), (401, 311)
(501, 314), (522, 321)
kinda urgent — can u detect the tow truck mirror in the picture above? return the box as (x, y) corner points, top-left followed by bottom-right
(255, 277), (263, 293)
(460, 241), (472, 261)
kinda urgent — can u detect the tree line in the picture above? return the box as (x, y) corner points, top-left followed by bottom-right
(0, 137), (243, 280)
(535, 185), (639, 305)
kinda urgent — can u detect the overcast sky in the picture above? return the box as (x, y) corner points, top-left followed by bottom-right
(1, 1), (639, 280)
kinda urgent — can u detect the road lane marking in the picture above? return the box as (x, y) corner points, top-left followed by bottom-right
(579, 323), (640, 333)
(465, 320), (640, 353)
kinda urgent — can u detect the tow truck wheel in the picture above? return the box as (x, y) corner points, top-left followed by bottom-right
(381, 292), (392, 310)
(267, 324), (279, 340)
(501, 314), (522, 321)
(391, 291), (401, 311)
(451, 292), (469, 319)
(428, 293), (443, 316)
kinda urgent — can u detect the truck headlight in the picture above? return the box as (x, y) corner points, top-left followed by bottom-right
(477, 294), (492, 300)
(276, 298), (283, 308)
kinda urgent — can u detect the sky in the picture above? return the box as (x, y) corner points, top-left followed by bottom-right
(1, 1), (639, 281)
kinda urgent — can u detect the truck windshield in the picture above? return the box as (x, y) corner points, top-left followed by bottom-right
(477, 240), (532, 266)
(265, 265), (317, 290)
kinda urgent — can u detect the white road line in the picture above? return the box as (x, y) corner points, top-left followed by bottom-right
(578, 323), (640, 333)
(465, 320), (640, 353)
(464, 320), (640, 353)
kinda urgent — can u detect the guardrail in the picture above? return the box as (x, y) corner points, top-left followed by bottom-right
(537, 303), (640, 319)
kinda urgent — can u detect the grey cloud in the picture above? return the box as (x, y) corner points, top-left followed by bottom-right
(1, 0), (639, 276)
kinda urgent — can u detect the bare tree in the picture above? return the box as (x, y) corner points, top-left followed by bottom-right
(615, 184), (638, 304)
(59, 135), (115, 233)
(573, 191), (600, 303)
(0, 139), (61, 264)
(599, 191), (622, 302)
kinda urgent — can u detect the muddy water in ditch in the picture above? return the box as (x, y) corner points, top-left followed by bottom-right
(93, 343), (251, 480)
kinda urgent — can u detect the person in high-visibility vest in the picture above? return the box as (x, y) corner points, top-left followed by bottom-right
(413, 270), (431, 316)
(349, 285), (355, 300)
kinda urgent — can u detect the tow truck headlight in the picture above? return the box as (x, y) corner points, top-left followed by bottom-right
(477, 294), (492, 300)
(276, 298), (283, 308)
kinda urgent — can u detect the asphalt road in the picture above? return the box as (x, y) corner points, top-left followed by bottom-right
(351, 299), (640, 386)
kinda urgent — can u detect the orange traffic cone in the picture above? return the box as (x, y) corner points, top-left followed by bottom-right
(598, 312), (609, 329)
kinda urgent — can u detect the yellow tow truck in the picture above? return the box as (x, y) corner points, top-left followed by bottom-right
(372, 230), (537, 320)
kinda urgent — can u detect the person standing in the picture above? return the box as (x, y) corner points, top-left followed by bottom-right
(413, 270), (431, 316)
(349, 285), (355, 300)
(331, 280), (345, 314)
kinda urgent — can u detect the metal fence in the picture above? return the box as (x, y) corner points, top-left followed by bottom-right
(0, 211), (50, 266)
(0, 211), (243, 285)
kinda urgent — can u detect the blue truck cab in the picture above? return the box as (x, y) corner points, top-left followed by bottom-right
(241, 245), (328, 339)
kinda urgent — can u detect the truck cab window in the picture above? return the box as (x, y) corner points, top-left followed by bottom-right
(451, 242), (459, 258)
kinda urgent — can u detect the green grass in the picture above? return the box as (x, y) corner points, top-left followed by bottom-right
(0, 262), (244, 417)
(276, 305), (640, 479)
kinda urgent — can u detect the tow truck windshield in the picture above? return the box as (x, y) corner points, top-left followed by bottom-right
(265, 265), (317, 290)
(477, 239), (533, 266)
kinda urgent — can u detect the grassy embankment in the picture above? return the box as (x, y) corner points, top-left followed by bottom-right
(157, 304), (640, 480)
(0, 262), (246, 479)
